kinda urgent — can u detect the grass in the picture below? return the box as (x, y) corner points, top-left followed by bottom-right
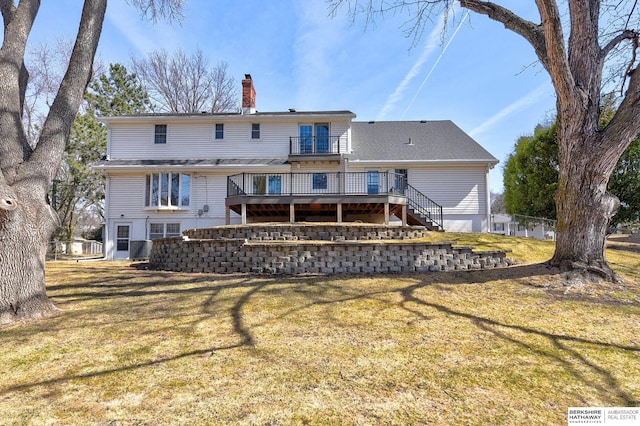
(1, 233), (639, 425)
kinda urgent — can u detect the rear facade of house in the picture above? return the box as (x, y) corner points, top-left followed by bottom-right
(93, 75), (498, 260)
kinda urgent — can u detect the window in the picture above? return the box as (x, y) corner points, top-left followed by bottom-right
(299, 125), (313, 153)
(251, 123), (260, 139)
(253, 175), (266, 194)
(154, 124), (167, 144)
(145, 173), (191, 208)
(315, 123), (329, 153)
(493, 223), (505, 231)
(367, 171), (379, 194)
(313, 173), (327, 190)
(149, 223), (181, 240)
(116, 225), (130, 251)
(215, 123), (224, 140)
(268, 175), (282, 194)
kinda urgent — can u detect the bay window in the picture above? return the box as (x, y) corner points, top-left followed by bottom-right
(145, 172), (191, 208)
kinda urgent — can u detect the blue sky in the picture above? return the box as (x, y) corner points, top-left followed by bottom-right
(29, 0), (557, 192)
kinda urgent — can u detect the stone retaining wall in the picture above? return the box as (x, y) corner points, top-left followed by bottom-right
(149, 237), (513, 275)
(183, 224), (430, 241)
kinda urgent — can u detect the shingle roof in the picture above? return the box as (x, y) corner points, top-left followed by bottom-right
(99, 110), (356, 122)
(349, 120), (498, 163)
(92, 158), (289, 168)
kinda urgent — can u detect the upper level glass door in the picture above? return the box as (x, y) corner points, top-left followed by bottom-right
(315, 123), (329, 153)
(299, 125), (313, 154)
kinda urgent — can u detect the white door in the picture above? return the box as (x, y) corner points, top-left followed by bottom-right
(114, 223), (131, 260)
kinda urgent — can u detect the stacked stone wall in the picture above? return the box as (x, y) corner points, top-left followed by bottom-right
(150, 225), (513, 275)
(183, 224), (430, 241)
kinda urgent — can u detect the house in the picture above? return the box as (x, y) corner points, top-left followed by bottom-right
(491, 213), (556, 240)
(93, 75), (499, 260)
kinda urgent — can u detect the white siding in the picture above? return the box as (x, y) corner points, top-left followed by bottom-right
(107, 119), (351, 160)
(107, 175), (147, 217)
(191, 173), (230, 218)
(331, 121), (350, 153)
(408, 167), (487, 215)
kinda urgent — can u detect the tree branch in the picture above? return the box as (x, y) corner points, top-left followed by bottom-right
(25, 0), (106, 192)
(534, 0), (576, 107)
(460, 1), (548, 68)
(600, 63), (640, 164)
(0, 0), (40, 182)
(0, 0), (15, 28)
(601, 29), (638, 60)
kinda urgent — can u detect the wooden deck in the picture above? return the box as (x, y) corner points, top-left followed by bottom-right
(225, 194), (408, 224)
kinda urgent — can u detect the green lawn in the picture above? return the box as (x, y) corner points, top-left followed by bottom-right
(1, 233), (639, 425)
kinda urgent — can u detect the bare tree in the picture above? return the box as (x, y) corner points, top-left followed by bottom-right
(131, 48), (239, 113)
(0, 0), (183, 325)
(490, 191), (505, 214)
(332, 0), (640, 282)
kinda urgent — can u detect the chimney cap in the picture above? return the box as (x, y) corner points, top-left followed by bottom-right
(244, 74), (252, 80)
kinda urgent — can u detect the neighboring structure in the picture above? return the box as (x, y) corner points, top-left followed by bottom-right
(491, 213), (556, 240)
(93, 75), (499, 259)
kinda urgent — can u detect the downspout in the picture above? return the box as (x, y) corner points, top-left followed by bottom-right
(485, 164), (492, 233)
(104, 175), (111, 259)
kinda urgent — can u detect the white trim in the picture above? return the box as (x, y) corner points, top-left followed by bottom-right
(348, 159), (499, 167)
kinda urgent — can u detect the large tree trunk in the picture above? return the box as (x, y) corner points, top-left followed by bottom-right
(0, 0), (106, 325)
(0, 183), (61, 323)
(459, 0), (640, 283)
(550, 127), (621, 282)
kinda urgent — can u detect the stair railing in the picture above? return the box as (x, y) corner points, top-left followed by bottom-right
(404, 183), (443, 230)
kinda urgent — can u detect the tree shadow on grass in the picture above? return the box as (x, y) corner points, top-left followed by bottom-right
(4, 262), (639, 408)
(400, 279), (640, 406)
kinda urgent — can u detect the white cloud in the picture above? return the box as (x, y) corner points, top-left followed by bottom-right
(105, 0), (178, 56)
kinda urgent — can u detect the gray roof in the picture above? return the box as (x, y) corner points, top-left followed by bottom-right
(99, 110), (356, 122)
(349, 120), (498, 163)
(93, 158), (289, 168)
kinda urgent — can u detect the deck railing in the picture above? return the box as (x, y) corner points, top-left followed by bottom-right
(227, 172), (443, 229)
(289, 136), (342, 155)
(228, 171), (404, 197)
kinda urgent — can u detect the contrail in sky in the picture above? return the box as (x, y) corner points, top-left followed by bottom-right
(402, 10), (470, 118)
(375, 11), (448, 120)
(468, 83), (552, 138)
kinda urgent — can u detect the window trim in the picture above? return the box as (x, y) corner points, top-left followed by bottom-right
(251, 123), (261, 140)
(154, 124), (167, 144)
(144, 172), (191, 210)
(149, 222), (181, 240)
(215, 123), (224, 140)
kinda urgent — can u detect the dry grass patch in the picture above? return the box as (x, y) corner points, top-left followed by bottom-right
(0, 234), (639, 425)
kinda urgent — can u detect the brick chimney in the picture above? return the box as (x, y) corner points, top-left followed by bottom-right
(242, 74), (256, 114)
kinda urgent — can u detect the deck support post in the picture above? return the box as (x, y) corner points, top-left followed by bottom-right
(241, 204), (247, 225)
(384, 202), (390, 225)
(225, 206), (230, 225)
(290, 202), (295, 223)
(337, 203), (343, 223)
(401, 204), (407, 227)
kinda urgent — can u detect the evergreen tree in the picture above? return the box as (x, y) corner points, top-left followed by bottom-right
(52, 64), (151, 241)
(503, 124), (559, 220)
(503, 122), (640, 226)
